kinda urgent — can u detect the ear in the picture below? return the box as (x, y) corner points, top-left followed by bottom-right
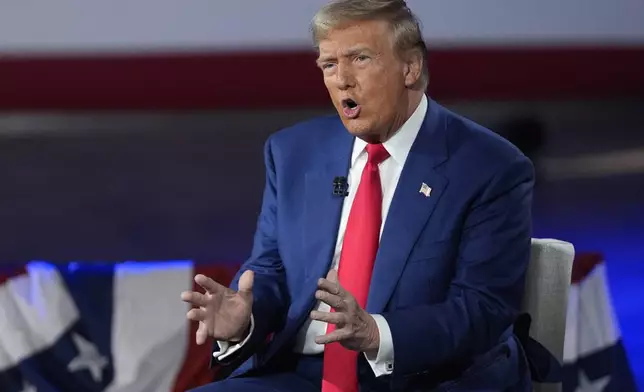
(403, 49), (423, 88)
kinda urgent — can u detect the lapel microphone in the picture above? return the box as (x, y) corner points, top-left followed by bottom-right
(332, 176), (349, 197)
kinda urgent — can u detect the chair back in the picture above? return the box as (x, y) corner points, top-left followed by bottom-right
(522, 238), (575, 392)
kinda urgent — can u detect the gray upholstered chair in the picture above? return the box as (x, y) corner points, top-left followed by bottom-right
(522, 238), (575, 392)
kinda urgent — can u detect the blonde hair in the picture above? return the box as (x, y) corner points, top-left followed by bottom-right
(311, 0), (428, 90)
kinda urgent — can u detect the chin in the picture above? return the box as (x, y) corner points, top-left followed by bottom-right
(340, 118), (372, 137)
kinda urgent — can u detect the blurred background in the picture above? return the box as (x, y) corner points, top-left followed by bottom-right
(0, 1), (642, 391)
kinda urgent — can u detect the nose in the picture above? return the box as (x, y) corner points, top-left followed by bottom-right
(335, 64), (356, 90)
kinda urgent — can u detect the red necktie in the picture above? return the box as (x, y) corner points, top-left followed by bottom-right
(322, 143), (390, 392)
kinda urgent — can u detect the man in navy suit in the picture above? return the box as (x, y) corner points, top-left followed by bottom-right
(181, 1), (535, 391)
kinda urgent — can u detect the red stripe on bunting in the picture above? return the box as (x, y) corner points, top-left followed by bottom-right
(0, 266), (27, 285)
(171, 262), (241, 392)
(571, 253), (604, 284)
(1, 46), (643, 110)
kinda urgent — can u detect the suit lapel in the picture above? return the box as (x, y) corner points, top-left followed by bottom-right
(303, 125), (354, 281)
(367, 100), (450, 313)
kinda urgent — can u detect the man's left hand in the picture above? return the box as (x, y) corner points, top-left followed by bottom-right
(310, 269), (380, 355)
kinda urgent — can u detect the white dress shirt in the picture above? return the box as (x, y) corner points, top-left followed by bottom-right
(215, 95), (428, 378)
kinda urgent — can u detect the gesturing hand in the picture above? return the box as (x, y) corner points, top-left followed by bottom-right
(310, 269), (380, 355)
(180, 270), (254, 345)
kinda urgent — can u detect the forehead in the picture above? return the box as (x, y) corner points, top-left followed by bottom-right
(317, 19), (393, 55)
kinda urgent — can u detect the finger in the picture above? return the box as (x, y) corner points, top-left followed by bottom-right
(181, 291), (209, 307)
(318, 278), (342, 296)
(317, 277), (343, 296)
(237, 270), (254, 294)
(315, 328), (352, 345)
(315, 290), (345, 310)
(320, 269), (346, 297)
(310, 310), (344, 325)
(196, 321), (208, 345)
(186, 307), (207, 322)
(326, 268), (339, 283)
(194, 274), (225, 295)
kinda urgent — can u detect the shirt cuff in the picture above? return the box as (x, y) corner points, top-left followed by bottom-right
(364, 314), (394, 377)
(212, 313), (255, 361)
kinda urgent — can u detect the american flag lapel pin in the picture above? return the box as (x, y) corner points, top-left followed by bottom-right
(419, 182), (432, 197)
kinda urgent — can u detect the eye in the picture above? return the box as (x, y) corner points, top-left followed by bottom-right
(355, 55), (370, 62)
(321, 62), (336, 71)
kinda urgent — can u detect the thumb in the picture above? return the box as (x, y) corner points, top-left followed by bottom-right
(196, 321), (208, 345)
(237, 270), (254, 294)
(326, 268), (339, 283)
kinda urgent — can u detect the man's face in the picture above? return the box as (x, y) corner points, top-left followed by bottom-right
(317, 20), (411, 140)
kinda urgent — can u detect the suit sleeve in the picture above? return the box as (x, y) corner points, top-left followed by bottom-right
(209, 136), (290, 375)
(382, 154), (534, 381)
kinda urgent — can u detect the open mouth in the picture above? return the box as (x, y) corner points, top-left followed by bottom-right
(341, 99), (361, 119)
(343, 99), (358, 109)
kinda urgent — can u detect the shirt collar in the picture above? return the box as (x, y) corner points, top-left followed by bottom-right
(351, 94), (428, 167)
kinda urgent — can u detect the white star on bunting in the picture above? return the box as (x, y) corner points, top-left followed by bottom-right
(67, 333), (109, 382)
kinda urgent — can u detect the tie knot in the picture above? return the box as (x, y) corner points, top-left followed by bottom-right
(366, 143), (390, 166)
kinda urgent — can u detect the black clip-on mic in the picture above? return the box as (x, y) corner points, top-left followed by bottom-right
(332, 176), (349, 197)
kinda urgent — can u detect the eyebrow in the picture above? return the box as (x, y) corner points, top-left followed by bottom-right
(316, 46), (375, 65)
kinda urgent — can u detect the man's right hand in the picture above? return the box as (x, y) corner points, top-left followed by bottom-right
(181, 270), (254, 345)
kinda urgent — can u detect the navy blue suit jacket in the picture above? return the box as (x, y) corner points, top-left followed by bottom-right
(214, 99), (535, 391)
